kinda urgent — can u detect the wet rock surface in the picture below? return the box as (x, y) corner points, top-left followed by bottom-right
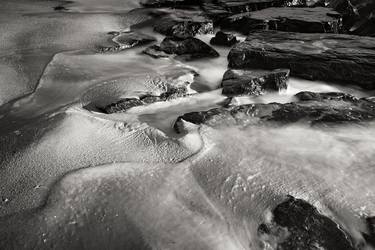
(141, 0), (201, 8)
(221, 7), (342, 34)
(147, 37), (220, 60)
(228, 30), (375, 89)
(258, 196), (355, 250)
(210, 31), (238, 46)
(175, 91), (375, 129)
(221, 69), (289, 96)
(104, 98), (144, 114)
(98, 31), (156, 53)
(104, 86), (191, 113)
(153, 10), (214, 39)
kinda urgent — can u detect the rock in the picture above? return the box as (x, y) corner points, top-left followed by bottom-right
(210, 31), (238, 46)
(174, 92), (375, 129)
(258, 196), (356, 250)
(363, 216), (375, 247)
(221, 7), (342, 34)
(215, 0), (286, 13)
(326, 0), (375, 36)
(54, 6), (68, 11)
(140, 0), (201, 8)
(142, 45), (171, 59)
(99, 31), (156, 53)
(104, 85), (192, 114)
(104, 98), (144, 114)
(228, 30), (375, 89)
(221, 69), (289, 96)
(154, 10), (214, 39)
(157, 37), (220, 60)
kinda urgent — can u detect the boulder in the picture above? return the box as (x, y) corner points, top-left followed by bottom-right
(155, 37), (220, 60)
(221, 69), (289, 96)
(221, 7), (342, 34)
(228, 30), (375, 89)
(174, 91), (375, 130)
(258, 196), (355, 250)
(210, 31), (238, 46)
(153, 10), (214, 39)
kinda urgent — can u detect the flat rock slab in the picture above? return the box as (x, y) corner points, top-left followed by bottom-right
(174, 91), (375, 130)
(216, 0), (288, 13)
(258, 196), (356, 250)
(146, 37), (220, 61)
(228, 30), (375, 89)
(221, 68), (289, 96)
(221, 7), (342, 34)
(153, 10), (214, 39)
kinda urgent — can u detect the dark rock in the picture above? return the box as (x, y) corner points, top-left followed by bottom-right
(154, 10), (214, 39)
(54, 5), (68, 11)
(215, 0), (287, 13)
(228, 30), (375, 89)
(210, 31), (238, 46)
(258, 196), (356, 250)
(326, 0), (375, 36)
(159, 85), (189, 100)
(363, 217), (375, 247)
(142, 45), (171, 59)
(175, 91), (375, 129)
(104, 85), (192, 114)
(104, 98), (144, 114)
(221, 69), (289, 96)
(157, 37), (220, 60)
(140, 0), (201, 8)
(201, 3), (231, 24)
(140, 96), (162, 104)
(221, 7), (342, 34)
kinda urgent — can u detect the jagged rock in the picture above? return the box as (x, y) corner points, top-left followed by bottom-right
(257, 196), (355, 250)
(154, 10), (214, 39)
(155, 37), (219, 60)
(174, 92), (375, 130)
(210, 31), (238, 46)
(221, 7), (342, 34)
(228, 30), (375, 89)
(142, 45), (171, 59)
(221, 69), (289, 96)
(98, 31), (156, 53)
(104, 98), (144, 114)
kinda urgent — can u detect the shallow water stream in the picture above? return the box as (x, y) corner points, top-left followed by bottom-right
(0, 1), (374, 249)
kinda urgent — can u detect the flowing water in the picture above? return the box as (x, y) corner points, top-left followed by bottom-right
(0, 0), (374, 249)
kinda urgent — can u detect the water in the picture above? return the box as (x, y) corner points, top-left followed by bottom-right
(0, 1), (374, 249)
